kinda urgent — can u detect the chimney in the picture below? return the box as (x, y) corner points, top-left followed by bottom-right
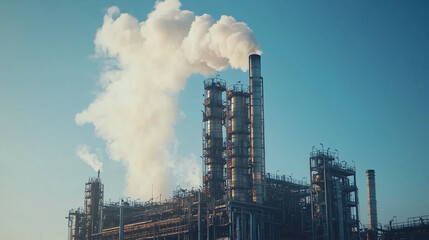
(249, 54), (265, 203)
(366, 169), (378, 230)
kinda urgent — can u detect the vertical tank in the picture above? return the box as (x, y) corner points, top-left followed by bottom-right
(249, 54), (265, 203)
(226, 84), (251, 202)
(366, 170), (378, 230)
(84, 173), (104, 239)
(202, 77), (226, 199)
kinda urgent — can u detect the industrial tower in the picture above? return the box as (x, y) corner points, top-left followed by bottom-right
(202, 77), (226, 199)
(309, 148), (360, 240)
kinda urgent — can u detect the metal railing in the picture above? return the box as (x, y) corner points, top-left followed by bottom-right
(228, 84), (249, 93)
(388, 215), (429, 230)
(266, 172), (309, 186)
(204, 78), (226, 89)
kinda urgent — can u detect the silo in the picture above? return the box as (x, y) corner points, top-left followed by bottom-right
(202, 77), (226, 199)
(226, 84), (251, 202)
(249, 54), (265, 203)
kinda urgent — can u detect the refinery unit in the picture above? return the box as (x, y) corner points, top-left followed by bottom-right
(67, 55), (429, 240)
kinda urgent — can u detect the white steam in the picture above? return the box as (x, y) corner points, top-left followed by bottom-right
(76, 145), (103, 172)
(75, 0), (260, 200)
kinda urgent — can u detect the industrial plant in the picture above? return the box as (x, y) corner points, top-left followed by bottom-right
(67, 55), (429, 240)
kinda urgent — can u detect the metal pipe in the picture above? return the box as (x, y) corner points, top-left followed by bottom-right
(250, 213), (254, 240)
(207, 208), (210, 240)
(355, 173), (361, 235)
(242, 209), (246, 240)
(257, 223), (260, 240)
(323, 158), (330, 239)
(336, 180), (344, 240)
(198, 190), (201, 240)
(119, 202), (124, 240)
(367, 170), (378, 230)
(232, 210), (235, 240)
(249, 54), (265, 204)
(213, 209), (216, 239)
(99, 204), (103, 234)
(237, 215), (241, 240)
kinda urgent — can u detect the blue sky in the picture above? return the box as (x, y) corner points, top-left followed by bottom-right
(0, 1), (428, 239)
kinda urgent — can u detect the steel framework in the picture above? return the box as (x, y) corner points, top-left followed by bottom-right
(309, 148), (360, 240)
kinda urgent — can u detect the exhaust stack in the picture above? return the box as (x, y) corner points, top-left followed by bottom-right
(249, 54), (265, 203)
(366, 169), (378, 230)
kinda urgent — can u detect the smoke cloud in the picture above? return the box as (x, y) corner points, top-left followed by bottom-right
(76, 145), (103, 172)
(75, 0), (260, 199)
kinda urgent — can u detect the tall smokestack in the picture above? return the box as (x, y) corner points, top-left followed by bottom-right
(249, 54), (265, 203)
(366, 169), (378, 230)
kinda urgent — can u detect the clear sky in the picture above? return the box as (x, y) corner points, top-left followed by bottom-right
(1, 1), (428, 239)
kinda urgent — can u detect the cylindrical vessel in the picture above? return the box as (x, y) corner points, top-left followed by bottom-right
(366, 169), (378, 230)
(226, 85), (251, 202)
(203, 78), (226, 199)
(249, 54), (265, 203)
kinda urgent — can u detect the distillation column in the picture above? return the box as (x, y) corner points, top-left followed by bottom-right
(249, 54), (265, 204)
(84, 173), (104, 240)
(203, 78), (226, 199)
(226, 85), (251, 202)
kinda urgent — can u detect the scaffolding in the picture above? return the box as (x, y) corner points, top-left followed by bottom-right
(309, 148), (360, 240)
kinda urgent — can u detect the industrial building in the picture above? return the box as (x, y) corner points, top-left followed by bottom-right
(67, 54), (428, 240)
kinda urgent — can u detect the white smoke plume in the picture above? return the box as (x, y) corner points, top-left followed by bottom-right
(75, 0), (261, 200)
(76, 145), (103, 172)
